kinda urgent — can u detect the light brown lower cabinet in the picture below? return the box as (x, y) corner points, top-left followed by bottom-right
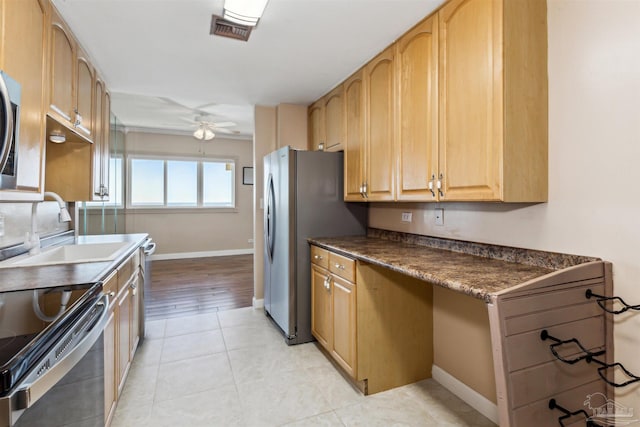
(104, 248), (142, 426)
(310, 245), (432, 394)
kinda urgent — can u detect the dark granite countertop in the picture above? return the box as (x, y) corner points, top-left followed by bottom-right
(0, 233), (148, 293)
(308, 231), (599, 302)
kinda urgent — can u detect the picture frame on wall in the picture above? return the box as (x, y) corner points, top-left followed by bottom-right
(243, 167), (254, 185)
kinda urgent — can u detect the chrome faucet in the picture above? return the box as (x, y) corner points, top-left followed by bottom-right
(24, 191), (72, 255)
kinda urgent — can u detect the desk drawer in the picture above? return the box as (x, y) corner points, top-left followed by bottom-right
(311, 246), (329, 269)
(329, 252), (355, 282)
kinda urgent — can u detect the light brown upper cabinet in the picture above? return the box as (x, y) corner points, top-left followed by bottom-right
(343, 69), (366, 201)
(75, 46), (94, 138)
(323, 85), (344, 152)
(49, 8), (75, 125)
(308, 99), (323, 151)
(0, 0), (49, 200)
(344, 47), (396, 203)
(312, 0), (547, 203)
(365, 46), (395, 201)
(307, 85), (344, 152)
(438, 0), (548, 202)
(92, 78), (110, 200)
(395, 15), (439, 201)
(49, 6), (95, 142)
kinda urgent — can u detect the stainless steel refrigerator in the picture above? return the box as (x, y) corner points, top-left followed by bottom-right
(263, 146), (367, 345)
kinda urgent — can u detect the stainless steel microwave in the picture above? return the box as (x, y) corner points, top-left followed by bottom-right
(0, 70), (21, 190)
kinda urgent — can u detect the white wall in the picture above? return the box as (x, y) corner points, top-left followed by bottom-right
(369, 0), (640, 410)
(123, 131), (254, 257)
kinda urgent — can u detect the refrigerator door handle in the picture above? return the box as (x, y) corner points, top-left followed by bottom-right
(266, 173), (276, 263)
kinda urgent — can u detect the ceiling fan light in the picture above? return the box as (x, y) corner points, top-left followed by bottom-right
(193, 126), (207, 140)
(204, 128), (215, 140)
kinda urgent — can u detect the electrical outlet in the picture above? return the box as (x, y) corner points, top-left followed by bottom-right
(401, 212), (412, 223)
(435, 209), (444, 226)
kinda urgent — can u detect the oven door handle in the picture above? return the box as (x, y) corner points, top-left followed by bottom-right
(15, 294), (109, 411)
(0, 72), (15, 172)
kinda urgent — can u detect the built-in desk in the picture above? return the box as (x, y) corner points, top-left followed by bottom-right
(309, 229), (613, 427)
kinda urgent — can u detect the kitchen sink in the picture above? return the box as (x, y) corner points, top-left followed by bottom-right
(0, 241), (130, 268)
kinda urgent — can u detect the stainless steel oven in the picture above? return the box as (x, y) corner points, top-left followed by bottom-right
(0, 70), (20, 190)
(0, 283), (108, 427)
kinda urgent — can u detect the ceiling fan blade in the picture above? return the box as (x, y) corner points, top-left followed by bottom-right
(214, 128), (241, 135)
(211, 121), (236, 128)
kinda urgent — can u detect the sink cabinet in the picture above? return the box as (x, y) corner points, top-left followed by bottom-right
(103, 248), (142, 426)
(0, 0), (49, 200)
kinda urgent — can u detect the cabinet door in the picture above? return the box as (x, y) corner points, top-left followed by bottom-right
(331, 275), (357, 378)
(311, 265), (332, 350)
(308, 100), (324, 151)
(49, 8), (75, 124)
(101, 90), (111, 198)
(365, 46), (395, 201)
(343, 70), (365, 202)
(75, 47), (94, 138)
(129, 276), (140, 359)
(439, 0), (503, 201)
(396, 15), (439, 201)
(117, 288), (130, 392)
(103, 309), (117, 425)
(323, 85), (344, 152)
(92, 79), (104, 199)
(0, 0), (48, 196)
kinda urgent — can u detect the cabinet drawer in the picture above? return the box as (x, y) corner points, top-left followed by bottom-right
(103, 270), (118, 304)
(311, 246), (329, 269)
(329, 252), (355, 282)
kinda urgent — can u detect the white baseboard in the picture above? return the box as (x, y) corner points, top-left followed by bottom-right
(431, 365), (499, 424)
(252, 298), (264, 309)
(150, 248), (254, 261)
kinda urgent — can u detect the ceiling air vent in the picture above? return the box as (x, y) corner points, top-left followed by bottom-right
(210, 15), (252, 41)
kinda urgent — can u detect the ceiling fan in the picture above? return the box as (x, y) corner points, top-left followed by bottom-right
(190, 116), (239, 141)
(158, 97), (240, 140)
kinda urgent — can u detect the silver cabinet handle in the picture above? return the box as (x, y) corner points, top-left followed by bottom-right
(437, 173), (444, 198)
(334, 263), (345, 270)
(428, 174), (436, 197)
(313, 255), (323, 260)
(323, 275), (331, 291)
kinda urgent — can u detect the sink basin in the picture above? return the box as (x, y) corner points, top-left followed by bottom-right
(0, 242), (131, 268)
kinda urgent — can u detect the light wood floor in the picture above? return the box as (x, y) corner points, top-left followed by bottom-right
(146, 255), (254, 320)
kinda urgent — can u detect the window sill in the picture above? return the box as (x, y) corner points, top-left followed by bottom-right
(81, 207), (239, 214)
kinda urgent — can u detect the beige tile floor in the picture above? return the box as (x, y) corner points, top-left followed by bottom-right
(112, 307), (497, 427)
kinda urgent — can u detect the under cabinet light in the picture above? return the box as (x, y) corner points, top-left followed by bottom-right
(49, 132), (66, 143)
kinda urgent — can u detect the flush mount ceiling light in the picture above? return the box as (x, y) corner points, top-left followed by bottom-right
(193, 124), (215, 141)
(223, 0), (269, 27)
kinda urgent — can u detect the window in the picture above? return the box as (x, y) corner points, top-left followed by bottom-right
(128, 156), (235, 208)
